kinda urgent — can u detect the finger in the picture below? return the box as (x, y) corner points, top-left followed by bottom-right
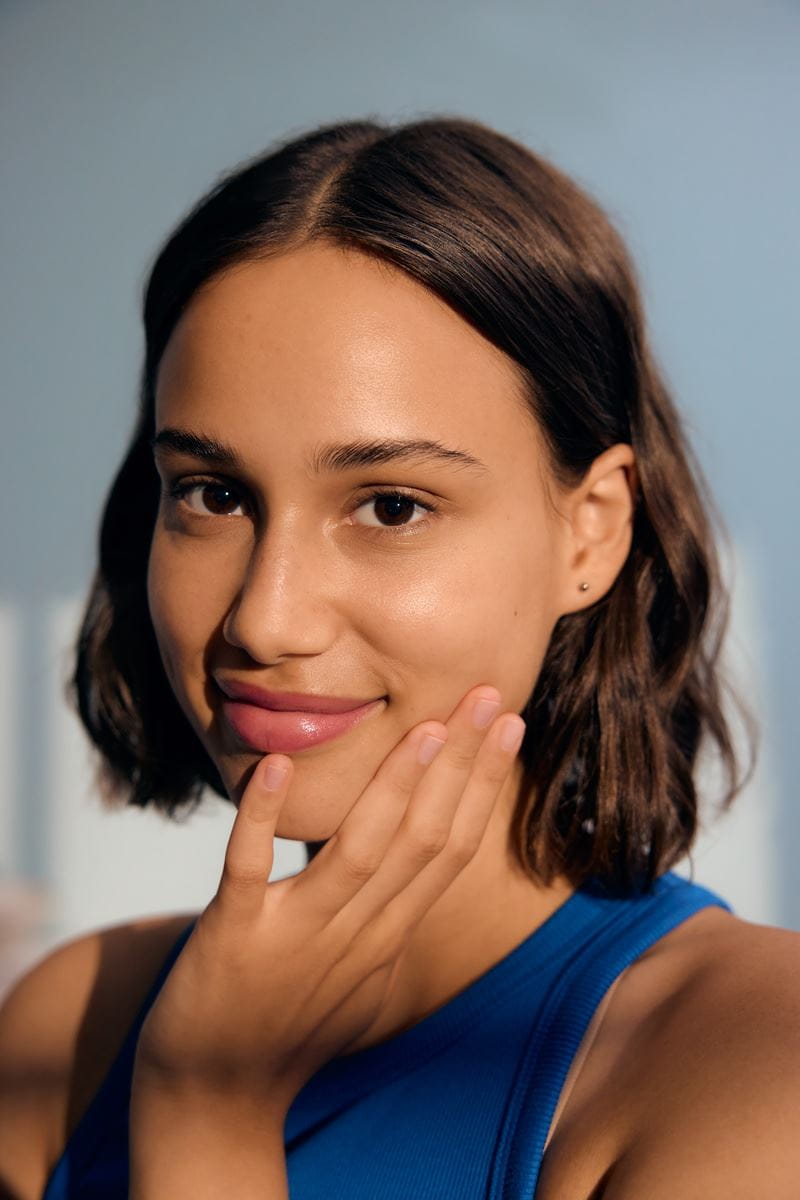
(343, 710), (526, 933)
(294, 718), (450, 922)
(299, 685), (502, 922)
(214, 754), (293, 922)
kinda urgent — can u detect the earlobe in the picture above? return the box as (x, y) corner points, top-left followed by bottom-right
(557, 444), (637, 616)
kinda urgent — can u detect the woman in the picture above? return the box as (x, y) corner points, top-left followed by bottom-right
(1, 115), (797, 1200)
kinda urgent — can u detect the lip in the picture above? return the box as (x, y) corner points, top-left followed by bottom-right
(221, 696), (386, 753)
(215, 678), (382, 714)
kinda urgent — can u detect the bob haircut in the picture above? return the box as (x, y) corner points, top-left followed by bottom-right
(69, 115), (757, 894)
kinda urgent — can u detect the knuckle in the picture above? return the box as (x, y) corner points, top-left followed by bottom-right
(337, 841), (382, 885)
(445, 741), (478, 772)
(391, 764), (418, 798)
(221, 862), (266, 892)
(481, 755), (511, 787)
(401, 820), (449, 863)
(445, 829), (482, 866)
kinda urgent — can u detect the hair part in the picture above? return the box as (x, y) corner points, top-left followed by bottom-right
(68, 114), (758, 893)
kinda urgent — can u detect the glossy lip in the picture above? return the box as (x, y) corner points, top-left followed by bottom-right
(221, 696), (386, 754)
(215, 676), (383, 714)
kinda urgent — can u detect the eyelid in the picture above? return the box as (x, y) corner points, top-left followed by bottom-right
(161, 473), (441, 537)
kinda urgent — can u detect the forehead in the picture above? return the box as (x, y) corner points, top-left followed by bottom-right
(155, 242), (540, 469)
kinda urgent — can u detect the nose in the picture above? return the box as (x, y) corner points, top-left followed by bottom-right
(222, 521), (341, 662)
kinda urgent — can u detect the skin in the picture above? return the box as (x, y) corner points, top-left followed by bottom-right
(147, 239), (638, 1054)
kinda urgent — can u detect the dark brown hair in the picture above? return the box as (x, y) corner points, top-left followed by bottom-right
(69, 115), (757, 894)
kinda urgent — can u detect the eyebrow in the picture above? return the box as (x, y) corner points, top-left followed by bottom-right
(149, 427), (490, 477)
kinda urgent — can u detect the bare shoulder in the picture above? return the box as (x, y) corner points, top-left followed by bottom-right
(0, 909), (199, 1200)
(604, 910), (800, 1198)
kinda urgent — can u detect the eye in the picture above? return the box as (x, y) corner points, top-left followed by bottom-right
(163, 478), (438, 537)
(350, 489), (438, 536)
(165, 478), (247, 518)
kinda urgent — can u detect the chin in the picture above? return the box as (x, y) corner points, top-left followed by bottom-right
(275, 819), (337, 843)
(220, 764), (349, 841)
(273, 801), (343, 840)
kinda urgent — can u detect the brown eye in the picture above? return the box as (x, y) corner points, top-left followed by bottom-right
(194, 483), (241, 516)
(352, 490), (435, 532)
(167, 479), (246, 518)
(165, 479), (438, 537)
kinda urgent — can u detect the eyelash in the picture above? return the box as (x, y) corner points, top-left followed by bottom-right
(163, 476), (440, 539)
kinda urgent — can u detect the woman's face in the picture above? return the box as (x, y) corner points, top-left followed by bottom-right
(148, 242), (574, 839)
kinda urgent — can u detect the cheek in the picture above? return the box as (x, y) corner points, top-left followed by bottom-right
(365, 546), (553, 709)
(146, 534), (231, 682)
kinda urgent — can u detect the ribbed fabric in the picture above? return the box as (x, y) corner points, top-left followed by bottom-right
(41, 870), (732, 1199)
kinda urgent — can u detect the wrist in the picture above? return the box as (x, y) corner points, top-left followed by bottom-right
(131, 1051), (293, 1124)
(129, 1071), (290, 1200)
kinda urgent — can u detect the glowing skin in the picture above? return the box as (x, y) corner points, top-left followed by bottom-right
(147, 242), (637, 1047)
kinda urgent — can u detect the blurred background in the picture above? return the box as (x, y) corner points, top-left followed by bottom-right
(1, 0), (798, 999)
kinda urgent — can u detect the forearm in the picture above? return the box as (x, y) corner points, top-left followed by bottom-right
(129, 1074), (290, 1199)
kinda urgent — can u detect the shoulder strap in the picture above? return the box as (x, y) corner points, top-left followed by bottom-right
(487, 876), (732, 1199)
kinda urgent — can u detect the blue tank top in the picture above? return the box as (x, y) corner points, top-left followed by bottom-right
(41, 869), (732, 1198)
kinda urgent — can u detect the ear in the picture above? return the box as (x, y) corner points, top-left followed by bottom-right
(552, 443), (639, 617)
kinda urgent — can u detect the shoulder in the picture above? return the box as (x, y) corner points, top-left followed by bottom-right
(605, 910), (800, 1198)
(0, 909), (199, 1200)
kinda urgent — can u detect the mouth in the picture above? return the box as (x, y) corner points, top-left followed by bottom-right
(219, 695), (387, 754)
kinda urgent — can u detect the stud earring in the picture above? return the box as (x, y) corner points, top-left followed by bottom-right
(578, 582), (589, 591)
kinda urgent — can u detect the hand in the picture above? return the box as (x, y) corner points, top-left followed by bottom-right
(133, 684), (526, 1116)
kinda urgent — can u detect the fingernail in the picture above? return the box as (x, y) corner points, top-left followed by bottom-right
(263, 762), (288, 790)
(472, 696), (500, 729)
(500, 718), (526, 753)
(418, 733), (447, 765)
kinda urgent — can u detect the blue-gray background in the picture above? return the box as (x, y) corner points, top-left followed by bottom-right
(1, 0), (797, 962)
